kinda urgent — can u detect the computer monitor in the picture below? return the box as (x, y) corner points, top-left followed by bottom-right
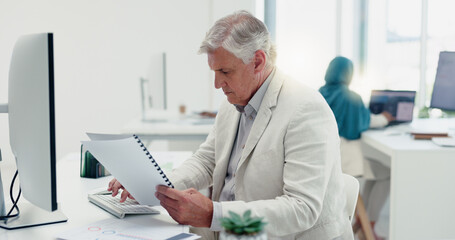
(430, 51), (455, 111)
(0, 33), (67, 229)
(369, 90), (417, 125)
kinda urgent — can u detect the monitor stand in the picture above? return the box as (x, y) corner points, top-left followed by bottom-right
(0, 160), (67, 230)
(0, 161), (6, 217)
(0, 202), (67, 230)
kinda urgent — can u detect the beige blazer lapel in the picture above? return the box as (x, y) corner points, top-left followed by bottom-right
(237, 70), (284, 171)
(212, 105), (240, 201)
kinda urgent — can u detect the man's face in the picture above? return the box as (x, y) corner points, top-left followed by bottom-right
(208, 47), (262, 106)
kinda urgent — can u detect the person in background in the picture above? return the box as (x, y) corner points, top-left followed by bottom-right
(110, 11), (352, 240)
(319, 56), (393, 239)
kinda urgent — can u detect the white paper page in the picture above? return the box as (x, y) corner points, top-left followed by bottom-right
(81, 136), (171, 206)
(56, 218), (194, 240)
(86, 132), (132, 141)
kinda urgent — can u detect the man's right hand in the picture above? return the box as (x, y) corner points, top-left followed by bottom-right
(108, 178), (135, 202)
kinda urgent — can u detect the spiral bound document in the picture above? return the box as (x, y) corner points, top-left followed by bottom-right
(81, 133), (173, 206)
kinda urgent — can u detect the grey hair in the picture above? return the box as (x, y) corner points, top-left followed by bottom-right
(199, 10), (276, 70)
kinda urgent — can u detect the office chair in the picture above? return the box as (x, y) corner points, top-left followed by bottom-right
(342, 170), (375, 240)
(343, 173), (377, 240)
(353, 194), (375, 240)
(343, 173), (359, 222)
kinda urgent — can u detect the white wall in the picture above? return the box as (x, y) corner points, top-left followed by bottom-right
(0, 0), (257, 164)
(0, 0), (212, 163)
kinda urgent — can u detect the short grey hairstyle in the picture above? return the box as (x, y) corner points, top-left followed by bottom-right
(199, 10), (276, 70)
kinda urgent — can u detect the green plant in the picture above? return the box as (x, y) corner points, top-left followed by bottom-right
(418, 106), (430, 118)
(220, 210), (267, 235)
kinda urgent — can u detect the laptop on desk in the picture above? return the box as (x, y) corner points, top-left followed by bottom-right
(369, 90), (417, 126)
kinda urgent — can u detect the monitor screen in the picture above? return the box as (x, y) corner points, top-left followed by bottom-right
(430, 51), (455, 111)
(0, 33), (66, 229)
(369, 90), (416, 123)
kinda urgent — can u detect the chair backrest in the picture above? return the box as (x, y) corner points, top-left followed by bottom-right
(343, 173), (359, 222)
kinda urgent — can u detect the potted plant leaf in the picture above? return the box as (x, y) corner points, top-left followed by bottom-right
(220, 210), (267, 240)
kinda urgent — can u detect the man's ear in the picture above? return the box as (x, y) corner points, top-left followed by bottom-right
(253, 50), (267, 73)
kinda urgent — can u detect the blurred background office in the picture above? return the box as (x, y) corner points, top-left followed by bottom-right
(2, 0), (455, 164)
(0, 0), (256, 162)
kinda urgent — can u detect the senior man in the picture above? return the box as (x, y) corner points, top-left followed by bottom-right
(110, 10), (352, 240)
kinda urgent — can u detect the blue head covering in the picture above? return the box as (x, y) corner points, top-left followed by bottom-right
(319, 57), (370, 140)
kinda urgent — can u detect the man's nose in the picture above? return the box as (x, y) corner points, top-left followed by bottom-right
(214, 74), (226, 89)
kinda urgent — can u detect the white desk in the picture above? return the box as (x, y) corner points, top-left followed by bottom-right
(122, 115), (214, 152)
(361, 118), (455, 240)
(0, 153), (189, 240)
(122, 115), (213, 142)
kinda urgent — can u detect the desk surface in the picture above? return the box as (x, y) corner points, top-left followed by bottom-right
(123, 116), (214, 136)
(122, 111), (214, 144)
(0, 153), (189, 240)
(361, 118), (455, 240)
(362, 118), (455, 157)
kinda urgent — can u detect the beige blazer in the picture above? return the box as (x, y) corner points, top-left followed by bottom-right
(170, 70), (351, 240)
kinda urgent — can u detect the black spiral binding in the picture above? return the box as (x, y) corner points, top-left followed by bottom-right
(133, 135), (174, 188)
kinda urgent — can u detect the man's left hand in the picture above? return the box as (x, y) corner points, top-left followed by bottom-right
(155, 186), (213, 227)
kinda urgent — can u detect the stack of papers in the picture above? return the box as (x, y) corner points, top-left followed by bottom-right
(410, 131), (448, 140)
